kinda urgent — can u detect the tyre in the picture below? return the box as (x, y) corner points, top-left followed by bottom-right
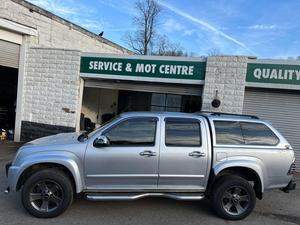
(21, 169), (74, 218)
(211, 175), (256, 220)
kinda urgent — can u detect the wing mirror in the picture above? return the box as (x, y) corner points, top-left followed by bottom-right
(93, 135), (110, 148)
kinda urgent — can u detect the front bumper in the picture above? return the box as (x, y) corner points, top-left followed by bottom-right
(281, 179), (296, 193)
(5, 162), (20, 193)
(5, 162), (12, 177)
(5, 162), (12, 193)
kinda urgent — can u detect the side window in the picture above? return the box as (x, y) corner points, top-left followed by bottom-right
(103, 118), (157, 146)
(241, 122), (279, 146)
(214, 121), (244, 145)
(165, 119), (201, 146)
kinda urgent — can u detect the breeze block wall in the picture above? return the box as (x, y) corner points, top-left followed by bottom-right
(1, 0), (130, 54)
(201, 56), (248, 114)
(20, 48), (81, 141)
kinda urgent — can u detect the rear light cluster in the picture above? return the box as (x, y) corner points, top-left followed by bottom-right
(287, 160), (296, 176)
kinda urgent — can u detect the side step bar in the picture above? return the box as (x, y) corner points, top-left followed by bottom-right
(86, 192), (205, 201)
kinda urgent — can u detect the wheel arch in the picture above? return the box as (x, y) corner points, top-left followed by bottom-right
(209, 164), (264, 199)
(16, 159), (84, 193)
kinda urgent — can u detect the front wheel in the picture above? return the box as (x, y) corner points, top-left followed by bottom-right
(211, 175), (256, 220)
(21, 169), (74, 218)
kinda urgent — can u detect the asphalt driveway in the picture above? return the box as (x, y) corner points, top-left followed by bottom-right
(0, 141), (299, 225)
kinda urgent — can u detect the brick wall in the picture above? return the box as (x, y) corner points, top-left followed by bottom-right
(202, 56), (248, 113)
(20, 48), (81, 140)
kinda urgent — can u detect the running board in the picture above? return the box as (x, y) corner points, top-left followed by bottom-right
(85, 192), (205, 201)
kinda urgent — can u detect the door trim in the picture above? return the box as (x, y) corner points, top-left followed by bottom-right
(86, 174), (158, 178)
(84, 188), (206, 192)
(159, 174), (205, 178)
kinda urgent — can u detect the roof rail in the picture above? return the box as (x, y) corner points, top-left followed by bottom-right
(198, 111), (259, 119)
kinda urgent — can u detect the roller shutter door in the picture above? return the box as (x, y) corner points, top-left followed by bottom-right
(84, 78), (202, 96)
(243, 88), (300, 171)
(0, 39), (20, 68)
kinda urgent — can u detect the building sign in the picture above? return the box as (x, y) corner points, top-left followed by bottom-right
(247, 63), (300, 85)
(80, 55), (206, 81)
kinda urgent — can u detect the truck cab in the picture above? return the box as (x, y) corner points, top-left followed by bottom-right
(85, 112), (211, 191)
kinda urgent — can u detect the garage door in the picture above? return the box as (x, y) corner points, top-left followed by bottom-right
(243, 88), (300, 171)
(84, 78), (202, 96)
(0, 39), (20, 68)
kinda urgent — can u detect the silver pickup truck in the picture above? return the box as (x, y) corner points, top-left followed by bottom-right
(5, 112), (296, 220)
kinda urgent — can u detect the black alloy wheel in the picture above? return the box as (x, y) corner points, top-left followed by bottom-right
(29, 180), (64, 213)
(211, 175), (256, 220)
(21, 169), (74, 218)
(221, 186), (250, 216)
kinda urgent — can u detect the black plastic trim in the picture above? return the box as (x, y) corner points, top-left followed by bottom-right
(281, 179), (296, 193)
(5, 162), (12, 177)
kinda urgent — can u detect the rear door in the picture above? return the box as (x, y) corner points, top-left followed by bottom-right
(158, 116), (209, 190)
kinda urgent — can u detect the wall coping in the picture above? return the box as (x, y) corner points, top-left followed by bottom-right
(11, 0), (132, 54)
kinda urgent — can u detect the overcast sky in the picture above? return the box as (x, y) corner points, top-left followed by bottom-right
(28, 0), (300, 59)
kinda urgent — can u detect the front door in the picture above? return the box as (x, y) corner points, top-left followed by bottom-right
(158, 116), (209, 190)
(85, 116), (160, 190)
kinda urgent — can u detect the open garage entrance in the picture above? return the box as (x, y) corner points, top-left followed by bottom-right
(0, 40), (20, 139)
(0, 66), (18, 131)
(80, 79), (202, 131)
(79, 53), (206, 131)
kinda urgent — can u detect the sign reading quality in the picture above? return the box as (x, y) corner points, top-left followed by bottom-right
(247, 63), (300, 85)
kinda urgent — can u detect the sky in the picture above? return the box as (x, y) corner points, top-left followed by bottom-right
(27, 0), (300, 59)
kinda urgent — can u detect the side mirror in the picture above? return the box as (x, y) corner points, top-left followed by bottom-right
(93, 135), (110, 148)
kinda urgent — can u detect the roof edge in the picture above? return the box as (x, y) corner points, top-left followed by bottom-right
(11, 0), (132, 54)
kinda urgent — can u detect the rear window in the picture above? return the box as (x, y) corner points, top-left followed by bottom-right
(214, 121), (244, 145)
(214, 121), (279, 146)
(240, 122), (279, 145)
(165, 119), (201, 146)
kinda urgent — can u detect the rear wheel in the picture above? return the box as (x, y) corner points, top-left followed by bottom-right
(21, 169), (74, 218)
(211, 176), (256, 220)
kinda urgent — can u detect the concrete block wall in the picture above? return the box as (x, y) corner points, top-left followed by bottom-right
(20, 48), (81, 140)
(202, 56), (248, 114)
(0, 0), (130, 141)
(1, 0), (130, 54)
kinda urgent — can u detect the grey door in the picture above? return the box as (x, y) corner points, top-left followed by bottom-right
(85, 117), (160, 190)
(0, 40), (20, 68)
(158, 116), (209, 190)
(243, 88), (300, 171)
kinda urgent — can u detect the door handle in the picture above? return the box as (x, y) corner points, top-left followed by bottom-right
(139, 150), (157, 157)
(188, 151), (205, 158)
